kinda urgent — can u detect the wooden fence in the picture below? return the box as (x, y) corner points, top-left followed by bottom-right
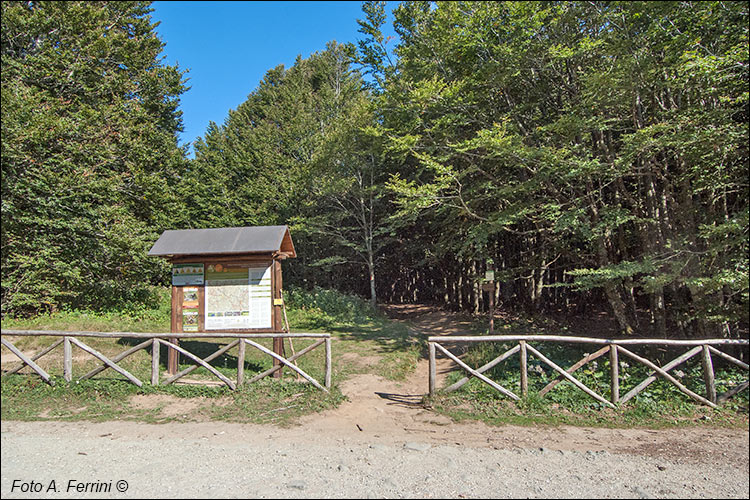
(1, 330), (331, 392)
(428, 335), (749, 408)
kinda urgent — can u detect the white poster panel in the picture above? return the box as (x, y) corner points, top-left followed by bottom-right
(204, 264), (272, 330)
(248, 266), (272, 329)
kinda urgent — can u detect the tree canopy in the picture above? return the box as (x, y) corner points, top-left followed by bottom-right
(1, 1), (188, 314)
(2, 1), (747, 339)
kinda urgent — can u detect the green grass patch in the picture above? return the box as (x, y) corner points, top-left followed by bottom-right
(1, 285), (417, 423)
(1, 374), (344, 426)
(285, 286), (422, 381)
(2, 286), (171, 333)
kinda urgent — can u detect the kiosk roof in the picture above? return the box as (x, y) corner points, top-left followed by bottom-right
(148, 225), (295, 258)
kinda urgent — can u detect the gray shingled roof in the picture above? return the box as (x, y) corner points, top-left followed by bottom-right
(148, 226), (295, 257)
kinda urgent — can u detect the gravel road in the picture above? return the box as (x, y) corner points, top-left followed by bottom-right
(2, 419), (748, 499)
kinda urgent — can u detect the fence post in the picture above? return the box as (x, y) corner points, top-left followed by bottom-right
(237, 337), (246, 387)
(519, 341), (528, 397)
(63, 336), (72, 382)
(609, 344), (619, 404)
(325, 337), (331, 389)
(429, 341), (436, 396)
(701, 345), (716, 404)
(151, 339), (160, 386)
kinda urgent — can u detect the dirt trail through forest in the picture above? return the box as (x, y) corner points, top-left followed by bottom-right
(296, 304), (748, 467)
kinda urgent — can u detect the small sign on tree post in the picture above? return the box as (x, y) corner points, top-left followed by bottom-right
(484, 259), (495, 334)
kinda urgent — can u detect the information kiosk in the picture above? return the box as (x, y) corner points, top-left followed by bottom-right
(148, 225), (296, 375)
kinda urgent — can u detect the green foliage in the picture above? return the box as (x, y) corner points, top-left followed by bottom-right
(372, 0), (749, 334)
(1, 1), (188, 317)
(1, 374), (345, 425)
(285, 285), (380, 330)
(1, 286), (170, 332)
(184, 41), (395, 305)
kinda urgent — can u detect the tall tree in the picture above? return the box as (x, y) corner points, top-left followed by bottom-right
(376, 1), (748, 336)
(1, 1), (188, 316)
(184, 42), (392, 304)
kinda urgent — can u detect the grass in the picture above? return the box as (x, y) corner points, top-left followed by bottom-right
(2, 286), (748, 429)
(1, 374), (345, 426)
(1, 285), (415, 424)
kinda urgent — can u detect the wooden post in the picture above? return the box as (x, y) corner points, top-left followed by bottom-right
(272, 259), (285, 379)
(485, 261), (495, 333)
(237, 337), (246, 386)
(168, 285), (180, 375)
(325, 337), (331, 389)
(63, 336), (72, 382)
(519, 340), (528, 397)
(429, 342), (436, 396)
(701, 345), (717, 404)
(609, 344), (619, 404)
(151, 339), (160, 386)
(489, 282), (495, 334)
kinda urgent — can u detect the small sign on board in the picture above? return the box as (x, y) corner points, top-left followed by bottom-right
(172, 263), (204, 286)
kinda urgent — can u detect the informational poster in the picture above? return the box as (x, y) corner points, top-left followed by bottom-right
(172, 263), (204, 286)
(204, 264), (272, 330)
(182, 287), (199, 332)
(248, 266), (272, 329)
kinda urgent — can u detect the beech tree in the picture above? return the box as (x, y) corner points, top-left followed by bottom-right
(372, 1), (748, 336)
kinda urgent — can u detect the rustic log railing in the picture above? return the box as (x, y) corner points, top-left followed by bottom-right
(428, 335), (749, 408)
(1, 330), (332, 392)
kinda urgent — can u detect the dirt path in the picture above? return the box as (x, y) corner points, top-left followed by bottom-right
(297, 304), (748, 467)
(1, 304), (748, 498)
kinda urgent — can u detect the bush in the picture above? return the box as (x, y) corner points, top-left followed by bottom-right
(284, 286), (378, 330)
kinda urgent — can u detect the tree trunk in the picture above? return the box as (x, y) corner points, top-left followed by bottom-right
(367, 252), (377, 308)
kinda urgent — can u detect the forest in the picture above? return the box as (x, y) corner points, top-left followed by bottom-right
(2, 1), (748, 340)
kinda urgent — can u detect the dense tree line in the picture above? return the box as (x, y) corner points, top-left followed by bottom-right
(372, 1), (748, 338)
(2, 1), (747, 339)
(1, 1), (187, 314)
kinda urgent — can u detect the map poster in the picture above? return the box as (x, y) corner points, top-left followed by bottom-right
(204, 264), (251, 330)
(172, 263), (204, 286)
(182, 287), (199, 332)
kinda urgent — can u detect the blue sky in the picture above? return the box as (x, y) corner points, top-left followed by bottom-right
(150, 1), (398, 157)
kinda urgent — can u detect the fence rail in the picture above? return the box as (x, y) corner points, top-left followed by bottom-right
(428, 335), (749, 408)
(1, 330), (331, 392)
